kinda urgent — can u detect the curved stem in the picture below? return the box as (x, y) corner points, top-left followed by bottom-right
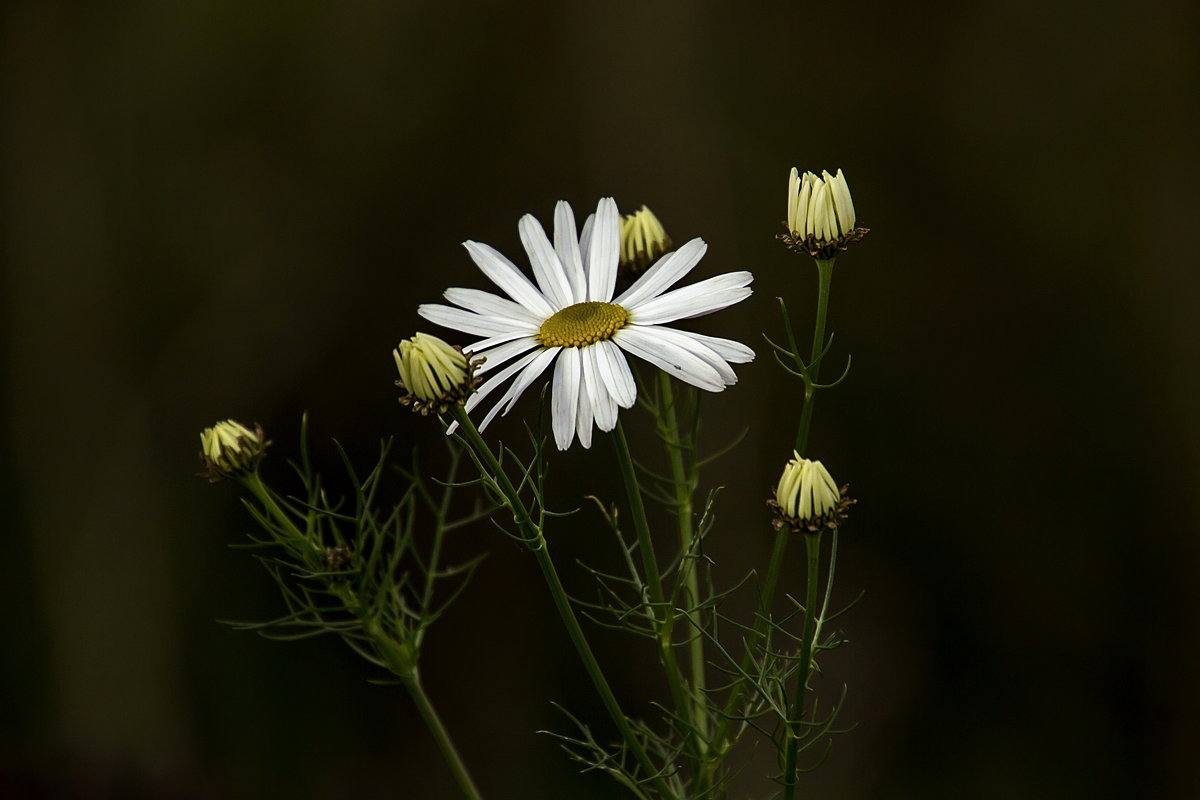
(781, 533), (823, 800)
(452, 407), (674, 798)
(404, 672), (485, 800)
(795, 258), (835, 456)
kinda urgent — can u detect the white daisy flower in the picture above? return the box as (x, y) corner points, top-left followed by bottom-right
(419, 197), (755, 450)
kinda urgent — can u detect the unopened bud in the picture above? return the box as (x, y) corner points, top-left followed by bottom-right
(783, 167), (868, 258)
(770, 452), (853, 533)
(393, 332), (480, 415)
(199, 419), (267, 481)
(619, 205), (673, 277)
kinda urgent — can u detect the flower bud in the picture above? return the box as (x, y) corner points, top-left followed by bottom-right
(393, 332), (480, 415)
(199, 419), (267, 481)
(619, 205), (673, 277)
(783, 167), (867, 258)
(770, 452), (853, 533)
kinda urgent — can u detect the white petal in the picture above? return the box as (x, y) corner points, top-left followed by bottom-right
(575, 359), (594, 449)
(449, 346), (545, 436)
(551, 348), (580, 450)
(502, 346), (560, 414)
(465, 330), (535, 353)
(583, 345), (618, 431)
(578, 213), (595, 278)
(444, 287), (540, 326)
(473, 336), (538, 375)
(613, 327), (724, 392)
(478, 347), (560, 431)
(639, 326), (738, 385)
(665, 329), (755, 363)
(626, 271), (754, 325)
(519, 214), (573, 309)
(463, 241), (555, 317)
(419, 304), (535, 337)
(613, 238), (708, 308)
(586, 198), (619, 302)
(553, 201), (587, 303)
(468, 347), (545, 411)
(594, 339), (636, 408)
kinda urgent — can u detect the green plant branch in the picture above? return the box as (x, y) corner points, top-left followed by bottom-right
(781, 532), (822, 800)
(794, 258), (835, 456)
(655, 374), (709, 743)
(614, 420), (705, 774)
(403, 672), (485, 800)
(452, 406), (676, 798)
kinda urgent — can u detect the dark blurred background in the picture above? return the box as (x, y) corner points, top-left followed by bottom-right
(3, 0), (1198, 797)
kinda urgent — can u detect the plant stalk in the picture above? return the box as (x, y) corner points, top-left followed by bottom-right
(781, 532), (823, 800)
(403, 673), (485, 800)
(795, 258), (836, 456)
(452, 407), (674, 798)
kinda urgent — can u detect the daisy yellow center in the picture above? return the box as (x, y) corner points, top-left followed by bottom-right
(536, 301), (629, 348)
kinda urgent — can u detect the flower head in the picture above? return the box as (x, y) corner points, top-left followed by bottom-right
(619, 205), (672, 277)
(419, 198), (754, 450)
(199, 419), (267, 481)
(784, 168), (867, 258)
(393, 332), (480, 414)
(770, 452), (852, 533)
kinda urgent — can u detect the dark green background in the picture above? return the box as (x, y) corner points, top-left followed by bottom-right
(4, 0), (1198, 797)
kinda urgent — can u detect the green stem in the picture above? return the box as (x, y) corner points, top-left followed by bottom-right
(781, 533), (823, 800)
(656, 375), (709, 749)
(404, 672), (485, 800)
(613, 420), (703, 771)
(795, 258), (835, 456)
(700, 525), (791, 788)
(242, 472), (314, 551)
(702, 260), (839, 781)
(452, 407), (674, 798)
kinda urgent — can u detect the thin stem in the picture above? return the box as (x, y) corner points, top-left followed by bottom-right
(794, 258), (836, 456)
(452, 407), (674, 798)
(656, 375), (709, 750)
(243, 472), (313, 550)
(700, 526), (790, 786)
(614, 420), (702, 771)
(781, 533), (823, 800)
(404, 673), (485, 800)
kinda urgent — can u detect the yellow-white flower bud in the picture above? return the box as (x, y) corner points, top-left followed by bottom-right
(393, 332), (479, 414)
(199, 419), (267, 481)
(619, 205), (673, 276)
(784, 167), (866, 258)
(771, 452), (851, 533)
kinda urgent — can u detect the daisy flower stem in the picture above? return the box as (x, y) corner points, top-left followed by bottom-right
(402, 673), (486, 800)
(614, 420), (704, 771)
(452, 407), (674, 797)
(794, 258), (836, 456)
(654, 375), (710, 745)
(781, 532), (823, 800)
